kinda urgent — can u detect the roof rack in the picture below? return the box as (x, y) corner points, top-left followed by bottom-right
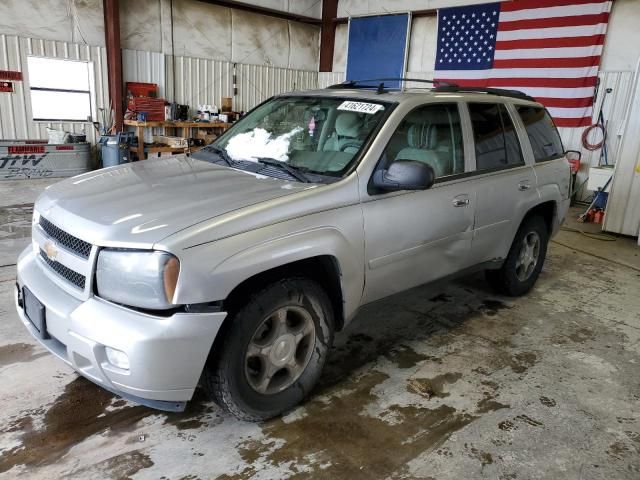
(432, 85), (535, 101)
(326, 78), (458, 94)
(326, 78), (535, 101)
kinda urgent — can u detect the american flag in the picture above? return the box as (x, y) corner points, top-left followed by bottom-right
(434, 0), (612, 128)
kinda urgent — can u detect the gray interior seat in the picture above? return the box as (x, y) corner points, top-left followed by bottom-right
(394, 123), (452, 177)
(323, 112), (364, 154)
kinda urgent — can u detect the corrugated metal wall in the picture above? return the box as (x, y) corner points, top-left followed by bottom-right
(0, 34), (109, 144)
(0, 36), (319, 145)
(318, 72), (345, 89)
(558, 70), (634, 199)
(164, 54), (318, 113)
(122, 49), (166, 97)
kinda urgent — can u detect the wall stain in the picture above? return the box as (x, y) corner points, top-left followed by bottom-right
(0, 342), (47, 368)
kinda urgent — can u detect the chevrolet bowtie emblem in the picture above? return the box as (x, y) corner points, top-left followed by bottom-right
(43, 240), (59, 261)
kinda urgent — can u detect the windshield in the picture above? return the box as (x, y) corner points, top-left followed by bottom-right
(213, 96), (390, 178)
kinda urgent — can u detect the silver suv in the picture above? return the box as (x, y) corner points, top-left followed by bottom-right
(15, 81), (571, 420)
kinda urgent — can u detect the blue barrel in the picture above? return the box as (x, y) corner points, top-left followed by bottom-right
(99, 132), (134, 168)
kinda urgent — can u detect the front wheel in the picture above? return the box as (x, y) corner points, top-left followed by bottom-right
(203, 278), (334, 421)
(485, 215), (549, 296)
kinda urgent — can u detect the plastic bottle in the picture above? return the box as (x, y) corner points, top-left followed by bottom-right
(211, 105), (219, 122)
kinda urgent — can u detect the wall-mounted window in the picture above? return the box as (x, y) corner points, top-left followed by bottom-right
(27, 57), (93, 122)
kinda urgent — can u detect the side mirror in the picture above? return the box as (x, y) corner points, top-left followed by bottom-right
(372, 160), (435, 192)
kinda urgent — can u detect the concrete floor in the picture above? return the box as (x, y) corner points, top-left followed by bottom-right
(1, 178), (639, 479)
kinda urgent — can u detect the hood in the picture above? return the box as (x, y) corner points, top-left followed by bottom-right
(35, 156), (316, 248)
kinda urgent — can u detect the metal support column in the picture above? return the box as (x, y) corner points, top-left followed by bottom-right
(103, 0), (123, 132)
(319, 0), (338, 72)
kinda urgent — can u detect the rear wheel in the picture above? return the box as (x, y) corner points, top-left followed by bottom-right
(203, 278), (334, 421)
(485, 215), (549, 296)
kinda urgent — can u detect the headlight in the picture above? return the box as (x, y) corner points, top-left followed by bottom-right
(32, 209), (40, 226)
(96, 249), (180, 310)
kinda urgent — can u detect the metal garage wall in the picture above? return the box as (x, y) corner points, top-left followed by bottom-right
(122, 49), (166, 98)
(165, 54), (318, 113)
(318, 72), (345, 89)
(0, 34), (109, 144)
(557, 70), (634, 200)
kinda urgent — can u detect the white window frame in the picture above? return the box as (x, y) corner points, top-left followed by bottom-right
(27, 56), (96, 123)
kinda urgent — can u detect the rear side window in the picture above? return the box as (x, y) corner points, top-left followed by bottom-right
(516, 105), (564, 162)
(469, 103), (524, 171)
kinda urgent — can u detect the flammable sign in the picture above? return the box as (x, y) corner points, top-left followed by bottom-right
(0, 81), (13, 93)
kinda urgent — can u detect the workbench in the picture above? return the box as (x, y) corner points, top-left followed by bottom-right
(124, 120), (232, 160)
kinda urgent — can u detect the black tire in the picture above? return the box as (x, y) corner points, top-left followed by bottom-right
(202, 278), (334, 421)
(485, 215), (549, 296)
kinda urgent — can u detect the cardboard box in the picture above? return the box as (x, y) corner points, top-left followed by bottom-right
(197, 130), (217, 145)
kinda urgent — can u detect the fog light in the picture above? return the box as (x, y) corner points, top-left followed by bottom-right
(105, 347), (130, 370)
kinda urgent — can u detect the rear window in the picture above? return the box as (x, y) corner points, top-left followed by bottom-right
(516, 105), (564, 162)
(468, 103), (524, 171)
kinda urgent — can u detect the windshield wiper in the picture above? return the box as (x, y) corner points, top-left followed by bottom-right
(257, 158), (312, 183)
(209, 145), (234, 167)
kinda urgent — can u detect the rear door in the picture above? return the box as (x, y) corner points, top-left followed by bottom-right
(467, 102), (539, 264)
(360, 102), (477, 304)
(514, 104), (571, 231)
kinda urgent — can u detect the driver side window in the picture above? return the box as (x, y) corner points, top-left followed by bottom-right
(382, 103), (464, 178)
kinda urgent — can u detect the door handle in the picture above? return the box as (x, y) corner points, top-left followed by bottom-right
(518, 181), (531, 191)
(452, 197), (470, 207)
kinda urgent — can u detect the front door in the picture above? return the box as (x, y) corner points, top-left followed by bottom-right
(360, 102), (476, 304)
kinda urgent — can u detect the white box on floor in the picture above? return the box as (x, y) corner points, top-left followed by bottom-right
(587, 166), (614, 192)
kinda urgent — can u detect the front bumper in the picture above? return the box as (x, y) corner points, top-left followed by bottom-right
(15, 247), (227, 412)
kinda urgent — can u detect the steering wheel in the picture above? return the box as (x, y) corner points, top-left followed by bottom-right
(339, 142), (362, 152)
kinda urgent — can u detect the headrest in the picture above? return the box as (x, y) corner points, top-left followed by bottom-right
(407, 123), (438, 149)
(335, 112), (363, 138)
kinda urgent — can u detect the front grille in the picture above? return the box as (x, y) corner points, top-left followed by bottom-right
(39, 216), (92, 259)
(39, 249), (86, 289)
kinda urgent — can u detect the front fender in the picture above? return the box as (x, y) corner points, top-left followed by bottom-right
(171, 205), (365, 322)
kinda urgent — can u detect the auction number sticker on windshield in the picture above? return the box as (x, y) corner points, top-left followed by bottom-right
(337, 101), (384, 114)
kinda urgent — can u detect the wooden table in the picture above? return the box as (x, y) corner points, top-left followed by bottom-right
(124, 120), (232, 160)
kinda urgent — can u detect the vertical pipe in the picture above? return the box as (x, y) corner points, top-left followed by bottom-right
(103, 0), (123, 132)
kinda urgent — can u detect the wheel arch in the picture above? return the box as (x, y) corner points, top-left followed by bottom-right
(221, 255), (346, 331)
(521, 200), (557, 234)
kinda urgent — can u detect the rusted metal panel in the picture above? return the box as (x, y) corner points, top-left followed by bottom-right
(0, 34), (109, 145)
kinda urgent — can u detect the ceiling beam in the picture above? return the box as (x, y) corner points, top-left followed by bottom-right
(333, 9), (438, 25)
(197, 1), (321, 25)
